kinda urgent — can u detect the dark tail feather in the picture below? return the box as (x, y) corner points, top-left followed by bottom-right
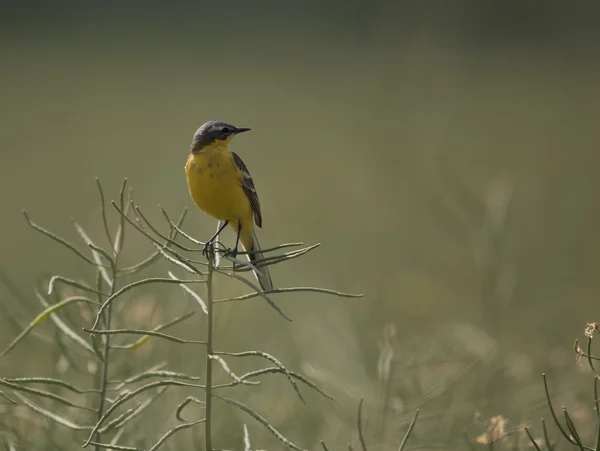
(247, 230), (273, 291)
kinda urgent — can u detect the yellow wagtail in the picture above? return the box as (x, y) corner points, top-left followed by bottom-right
(185, 120), (273, 291)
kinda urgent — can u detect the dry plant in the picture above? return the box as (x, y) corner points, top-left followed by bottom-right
(2, 178), (593, 451)
(509, 324), (600, 450)
(459, 323), (600, 450)
(0, 179), (373, 450)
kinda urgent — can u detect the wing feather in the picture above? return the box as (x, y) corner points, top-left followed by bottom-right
(231, 151), (262, 227)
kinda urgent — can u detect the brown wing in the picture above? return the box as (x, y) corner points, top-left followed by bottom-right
(231, 151), (263, 227)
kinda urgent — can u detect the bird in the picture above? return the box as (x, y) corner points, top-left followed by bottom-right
(185, 120), (273, 291)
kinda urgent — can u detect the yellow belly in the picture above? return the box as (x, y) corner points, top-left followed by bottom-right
(185, 149), (253, 223)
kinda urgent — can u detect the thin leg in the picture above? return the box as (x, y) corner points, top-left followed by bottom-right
(202, 220), (229, 255)
(229, 220), (242, 258)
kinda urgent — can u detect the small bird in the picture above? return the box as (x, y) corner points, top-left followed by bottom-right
(185, 120), (273, 291)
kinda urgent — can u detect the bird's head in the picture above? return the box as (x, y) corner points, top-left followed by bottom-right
(191, 120), (251, 153)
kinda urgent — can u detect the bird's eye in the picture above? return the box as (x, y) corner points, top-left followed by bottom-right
(221, 127), (230, 134)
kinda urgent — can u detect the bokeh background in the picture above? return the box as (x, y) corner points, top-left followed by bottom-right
(1, 1), (600, 449)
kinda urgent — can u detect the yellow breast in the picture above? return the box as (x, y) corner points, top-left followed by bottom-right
(185, 145), (253, 222)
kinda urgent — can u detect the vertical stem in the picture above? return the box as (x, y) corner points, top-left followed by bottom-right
(96, 306), (113, 414)
(95, 182), (125, 451)
(205, 251), (214, 451)
(94, 276), (116, 451)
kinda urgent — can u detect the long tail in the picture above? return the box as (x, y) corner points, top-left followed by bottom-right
(245, 230), (273, 291)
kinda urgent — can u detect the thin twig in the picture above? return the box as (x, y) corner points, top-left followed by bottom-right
(159, 205), (204, 246)
(542, 373), (588, 448)
(148, 419), (205, 451)
(95, 178), (115, 251)
(216, 270), (292, 321)
(133, 203), (199, 253)
(48, 275), (107, 297)
(95, 181), (128, 451)
(99, 387), (167, 434)
(210, 355), (259, 385)
(205, 250), (215, 451)
(111, 369), (201, 391)
(175, 396), (205, 422)
(13, 392), (93, 430)
(90, 277), (205, 330)
(88, 442), (140, 451)
(84, 328), (207, 345)
(398, 410), (419, 451)
(594, 376), (600, 451)
(0, 378), (97, 411)
(212, 366), (332, 400)
(357, 399), (368, 451)
(524, 427), (542, 451)
(112, 201), (206, 276)
(109, 311), (199, 349)
(23, 210), (104, 267)
(213, 350), (304, 403)
(243, 424), (252, 451)
(4, 377), (101, 394)
(214, 287), (363, 304)
(541, 418), (554, 451)
(215, 395), (306, 451)
(563, 408), (586, 450)
(84, 380), (205, 447)
(119, 208), (187, 275)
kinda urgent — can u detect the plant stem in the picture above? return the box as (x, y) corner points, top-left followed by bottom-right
(96, 303), (113, 428)
(205, 251), (214, 451)
(95, 245), (120, 450)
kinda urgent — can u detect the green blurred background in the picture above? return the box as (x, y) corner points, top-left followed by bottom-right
(1, 1), (600, 449)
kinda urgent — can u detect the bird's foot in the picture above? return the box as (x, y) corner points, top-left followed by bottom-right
(225, 246), (239, 259)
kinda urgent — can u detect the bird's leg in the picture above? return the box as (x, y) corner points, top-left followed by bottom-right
(227, 220), (242, 259)
(202, 220), (229, 256)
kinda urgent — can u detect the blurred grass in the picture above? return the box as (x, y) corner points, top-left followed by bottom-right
(2, 2), (600, 449)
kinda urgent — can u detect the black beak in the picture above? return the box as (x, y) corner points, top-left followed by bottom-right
(234, 127), (251, 134)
